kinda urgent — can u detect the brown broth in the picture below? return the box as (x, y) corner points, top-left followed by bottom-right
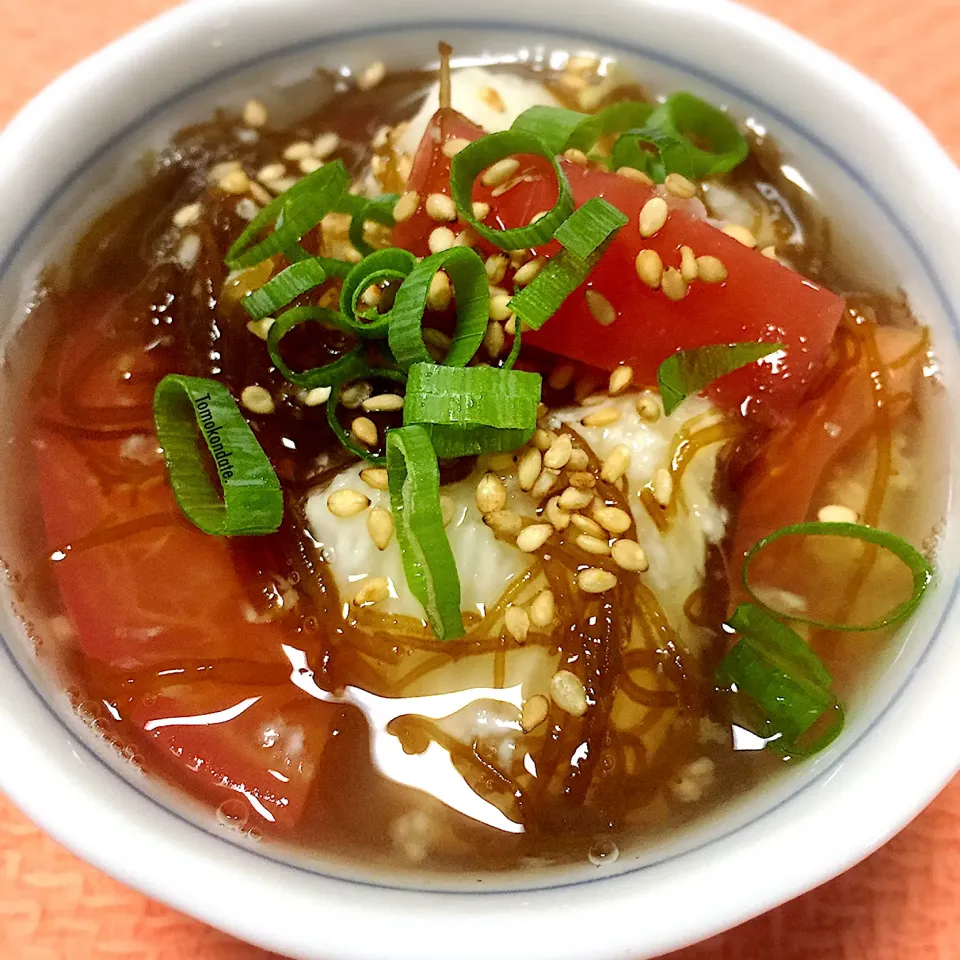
(5, 58), (946, 878)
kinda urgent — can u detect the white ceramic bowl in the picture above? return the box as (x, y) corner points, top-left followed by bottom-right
(0, 1), (958, 957)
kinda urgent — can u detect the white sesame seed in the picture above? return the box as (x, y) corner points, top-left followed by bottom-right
(652, 467), (674, 507)
(328, 488), (370, 518)
(428, 226), (457, 253)
(312, 132), (340, 159)
(517, 523), (554, 553)
(661, 267), (688, 302)
(592, 504), (632, 534)
(303, 386), (332, 406)
(696, 255), (728, 283)
(283, 141), (314, 162)
(543, 433), (573, 470)
(425, 192), (457, 222)
(504, 605), (530, 642)
(571, 513), (604, 537)
(639, 196), (669, 237)
(267, 176), (298, 195)
(576, 567), (618, 594)
(360, 467), (389, 490)
(362, 393), (405, 413)
(521, 694), (550, 731)
(559, 486), (594, 511)
(600, 445), (631, 484)
(476, 472), (508, 514)
(680, 245), (698, 283)
(531, 468), (561, 501)
(299, 156), (324, 175)
(664, 172), (697, 199)
(617, 166), (655, 185)
(393, 191), (420, 223)
(577, 533), (611, 556)
(611, 538), (649, 572)
(209, 160), (241, 182)
(722, 224), (758, 248)
(246, 317), (275, 341)
(175, 234), (201, 271)
(357, 60), (387, 91)
(219, 169), (250, 195)
(249, 182), (273, 206)
(235, 198), (260, 221)
(484, 509), (523, 538)
(545, 496), (570, 530)
(340, 381), (372, 409)
(636, 394), (661, 421)
(472, 201), (491, 221)
(530, 590), (556, 628)
(367, 507), (394, 550)
(485, 254), (508, 284)
(240, 384), (274, 414)
(608, 366), (633, 396)
(563, 147), (589, 165)
(517, 448), (542, 492)
(532, 429), (556, 451)
(817, 504), (860, 524)
(582, 406), (621, 428)
(484, 321), (505, 359)
(550, 670), (588, 716)
(489, 293), (513, 322)
(481, 157), (520, 188)
(585, 289), (617, 326)
(173, 202), (202, 228)
(426, 271), (452, 312)
(568, 448), (590, 471)
(351, 417), (378, 447)
(243, 99), (268, 128)
(442, 137), (471, 158)
(353, 576), (390, 606)
(634, 249), (663, 289)
(513, 257), (544, 288)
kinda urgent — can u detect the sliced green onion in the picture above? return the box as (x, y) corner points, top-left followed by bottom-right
(743, 522), (933, 631)
(403, 363), (541, 457)
(153, 375), (282, 536)
(339, 247), (417, 337)
(766, 703), (845, 760)
(511, 101), (655, 156)
(336, 192), (399, 257)
(316, 256), (354, 280)
(553, 197), (628, 259)
(388, 247), (488, 370)
(387, 425), (464, 640)
(241, 259), (328, 322)
(657, 342), (786, 416)
(326, 368), (407, 464)
(508, 199), (627, 330)
(610, 127), (691, 182)
(226, 161), (350, 270)
(503, 327), (522, 371)
(449, 131), (574, 250)
(266, 306), (366, 388)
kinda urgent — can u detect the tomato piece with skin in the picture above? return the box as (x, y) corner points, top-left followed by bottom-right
(33, 293), (333, 829)
(394, 111), (845, 423)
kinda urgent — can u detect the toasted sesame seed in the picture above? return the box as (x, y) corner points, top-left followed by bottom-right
(243, 99), (268, 128)
(696, 255), (728, 283)
(513, 257), (544, 287)
(592, 504), (632, 534)
(219, 169), (251, 195)
(639, 196), (669, 237)
(518, 448), (543, 492)
(428, 226), (457, 254)
(393, 191), (420, 223)
(532, 429), (556, 452)
(340, 381), (373, 409)
(328, 488), (370, 518)
(617, 166), (655, 185)
(303, 386), (332, 406)
(440, 495), (455, 527)
(531, 468), (561, 500)
(362, 393), (404, 413)
(256, 162), (287, 185)
(563, 147), (589, 165)
(567, 471), (597, 489)
(484, 321), (505, 358)
(472, 201), (491, 220)
(577, 533), (611, 556)
(236, 197), (259, 220)
(357, 60), (386, 91)
(313, 132), (340, 159)
(530, 590), (556, 629)
(481, 157), (520, 188)
(351, 416), (378, 447)
(543, 433), (573, 470)
(425, 192), (457, 222)
(636, 394), (661, 420)
(664, 172), (697, 199)
(353, 576), (390, 606)
(680, 245), (698, 283)
(240, 385), (274, 414)
(611, 538), (649, 572)
(504, 605), (530, 642)
(246, 317), (275, 341)
(487, 452), (515, 471)
(722, 224), (758, 248)
(267, 176), (298, 195)
(510, 248), (532, 269)
(652, 467), (674, 507)
(817, 504), (860, 524)
(484, 509), (523, 538)
(476, 472), (508, 514)
(474, 85), (505, 112)
(601, 445), (631, 483)
(545, 496), (570, 530)
(425, 270), (453, 312)
(360, 467), (389, 490)
(283, 141), (314, 161)
(550, 670), (588, 716)
(504, 316), (519, 336)
(489, 293), (513, 322)
(548, 361), (576, 390)
(360, 284), (382, 308)
(585, 289), (617, 327)
(517, 523), (554, 553)
(521, 694), (550, 731)
(568, 447), (590, 471)
(577, 567), (618, 594)
(761, 245), (777, 260)
(570, 513), (604, 537)
(442, 137), (471, 158)
(661, 267), (688, 302)
(485, 254), (508, 284)
(173, 202), (202, 228)
(633, 247), (663, 289)
(608, 366), (633, 396)
(559, 486), (594, 511)
(299, 156), (324, 175)
(367, 507), (394, 550)
(582, 406), (621, 428)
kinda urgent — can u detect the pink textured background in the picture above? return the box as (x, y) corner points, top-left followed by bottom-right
(0, 1), (958, 958)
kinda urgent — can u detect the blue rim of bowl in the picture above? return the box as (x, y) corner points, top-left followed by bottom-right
(0, 18), (957, 896)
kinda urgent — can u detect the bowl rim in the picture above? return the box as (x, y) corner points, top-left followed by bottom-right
(0, 1), (958, 958)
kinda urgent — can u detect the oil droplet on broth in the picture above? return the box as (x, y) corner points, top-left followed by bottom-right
(588, 838), (619, 867)
(216, 798), (250, 831)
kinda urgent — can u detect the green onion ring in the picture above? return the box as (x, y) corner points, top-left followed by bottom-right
(266, 306), (366, 388)
(325, 367), (407, 464)
(339, 247), (418, 336)
(241, 258), (328, 322)
(511, 101), (656, 156)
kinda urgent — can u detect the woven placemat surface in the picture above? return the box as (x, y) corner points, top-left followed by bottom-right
(0, 1), (957, 957)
